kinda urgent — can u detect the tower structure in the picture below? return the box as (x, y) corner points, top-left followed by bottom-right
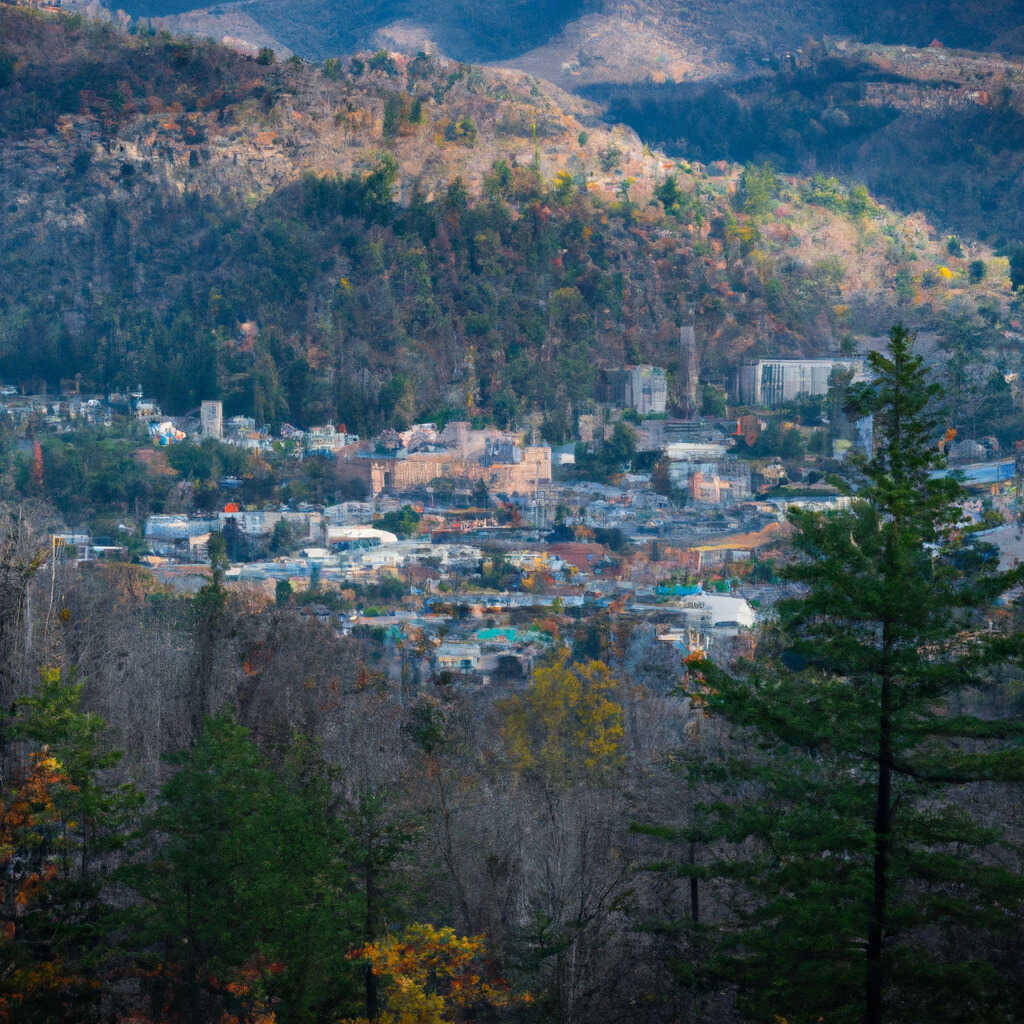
(680, 317), (699, 419)
(200, 400), (223, 440)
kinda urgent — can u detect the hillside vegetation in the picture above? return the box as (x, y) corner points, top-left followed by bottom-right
(141, 0), (1024, 78)
(586, 39), (1024, 243)
(0, 8), (1018, 431)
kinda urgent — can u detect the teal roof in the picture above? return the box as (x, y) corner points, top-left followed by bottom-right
(476, 627), (517, 642)
(656, 584), (702, 596)
(475, 626), (551, 644)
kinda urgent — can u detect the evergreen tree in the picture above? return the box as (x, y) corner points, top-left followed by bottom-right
(647, 326), (1024, 1023)
(1, 670), (142, 1022)
(655, 174), (684, 214)
(121, 716), (363, 1024)
(343, 787), (417, 1020)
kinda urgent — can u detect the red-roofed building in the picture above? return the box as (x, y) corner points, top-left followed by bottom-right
(547, 542), (609, 573)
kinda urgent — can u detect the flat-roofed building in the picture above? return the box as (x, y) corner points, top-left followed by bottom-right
(200, 400), (223, 440)
(736, 358), (864, 408)
(603, 366), (668, 415)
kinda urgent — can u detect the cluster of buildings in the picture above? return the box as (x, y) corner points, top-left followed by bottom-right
(30, 337), (1024, 692)
(198, 402), (362, 456)
(333, 420), (552, 497)
(0, 389), (112, 430)
(133, 476), (805, 675)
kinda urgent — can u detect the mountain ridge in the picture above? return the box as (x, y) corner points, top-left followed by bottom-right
(139, 0), (1024, 77)
(0, 6), (1017, 434)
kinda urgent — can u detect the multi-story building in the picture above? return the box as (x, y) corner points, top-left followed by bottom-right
(225, 415), (256, 435)
(603, 366), (668, 416)
(200, 400), (223, 440)
(304, 424), (358, 456)
(486, 446), (552, 494)
(668, 455), (751, 502)
(335, 435), (552, 497)
(688, 469), (752, 504)
(736, 358), (864, 408)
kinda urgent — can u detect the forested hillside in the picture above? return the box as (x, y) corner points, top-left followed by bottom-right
(586, 39), (1024, 243)
(1, 8), (1017, 431)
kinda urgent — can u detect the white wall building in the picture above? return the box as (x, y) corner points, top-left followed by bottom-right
(674, 592), (756, 630)
(736, 358), (865, 408)
(200, 400), (223, 440)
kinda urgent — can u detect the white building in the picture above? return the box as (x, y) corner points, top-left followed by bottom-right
(200, 400), (223, 440)
(324, 524), (399, 548)
(736, 358), (865, 408)
(674, 592), (756, 630)
(436, 641), (483, 672)
(664, 442), (730, 462)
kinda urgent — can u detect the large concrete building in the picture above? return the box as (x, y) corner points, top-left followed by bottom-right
(335, 442), (552, 497)
(603, 366), (668, 416)
(200, 400), (223, 440)
(735, 358), (864, 408)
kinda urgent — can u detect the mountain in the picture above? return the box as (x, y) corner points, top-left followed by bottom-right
(0, 7), (1017, 434)
(138, 0), (1024, 78)
(584, 38), (1024, 244)
(126, 0), (1024, 244)
(144, 0), (590, 62)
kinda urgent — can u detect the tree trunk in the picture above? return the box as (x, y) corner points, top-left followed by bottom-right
(365, 858), (378, 1020)
(865, 628), (893, 1024)
(688, 838), (699, 924)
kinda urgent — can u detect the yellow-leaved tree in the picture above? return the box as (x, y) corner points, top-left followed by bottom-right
(343, 923), (525, 1024)
(499, 650), (624, 785)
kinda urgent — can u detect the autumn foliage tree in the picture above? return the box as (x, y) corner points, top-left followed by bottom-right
(1, 669), (143, 1023)
(344, 924), (523, 1024)
(497, 652), (633, 1024)
(0, 749), (83, 1023)
(500, 651), (624, 786)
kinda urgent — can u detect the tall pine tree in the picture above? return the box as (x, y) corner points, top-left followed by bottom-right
(649, 326), (1024, 1024)
(1, 669), (142, 1023)
(121, 715), (364, 1024)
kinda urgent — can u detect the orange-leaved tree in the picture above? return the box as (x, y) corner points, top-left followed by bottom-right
(0, 749), (90, 1022)
(2, 669), (144, 1023)
(344, 923), (526, 1024)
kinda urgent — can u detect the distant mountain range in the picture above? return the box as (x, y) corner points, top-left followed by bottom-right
(116, 0), (1024, 248)
(133, 0), (1024, 72)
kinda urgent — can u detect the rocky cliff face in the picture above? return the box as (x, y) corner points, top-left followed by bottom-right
(0, 10), (654, 209)
(89, 0), (1024, 247)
